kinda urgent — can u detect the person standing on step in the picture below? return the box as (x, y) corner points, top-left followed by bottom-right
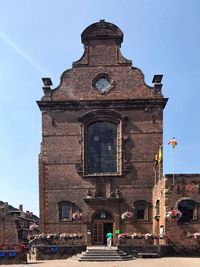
(106, 231), (113, 249)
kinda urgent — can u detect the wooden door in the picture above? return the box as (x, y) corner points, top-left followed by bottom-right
(93, 222), (104, 245)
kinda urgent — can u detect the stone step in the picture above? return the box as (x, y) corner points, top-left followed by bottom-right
(77, 246), (134, 261)
(83, 253), (128, 257)
(79, 258), (133, 261)
(87, 246), (117, 250)
(83, 251), (127, 255)
(87, 248), (119, 251)
(81, 253), (129, 257)
(80, 255), (125, 259)
(79, 255), (134, 261)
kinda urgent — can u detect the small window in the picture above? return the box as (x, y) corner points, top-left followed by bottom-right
(136, 204), (145, 219)
(133, 201), (151, 221)
(58, 201), (72, 221)
(61, 204), (70, 219)
(155, 200), (160, 217)
(178, 199), (197, 222)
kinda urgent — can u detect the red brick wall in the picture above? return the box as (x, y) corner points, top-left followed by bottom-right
(38, 21), (166, 243)
(152, 178), (166, 240)
(39, 106), (164, 233)
(164, 174), (200, 251)
(153, 174), (200, 251)
(0, 206), (19, 245)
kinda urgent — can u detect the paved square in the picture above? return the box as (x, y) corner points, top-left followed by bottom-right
(1, 257), (200, 267)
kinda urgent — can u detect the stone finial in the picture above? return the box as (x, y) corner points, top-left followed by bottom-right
(42, 77), (53, 95)
(81, 20), (124, 45)
(152, 74), (163, 95)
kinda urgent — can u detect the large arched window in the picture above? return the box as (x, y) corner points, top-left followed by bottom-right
(86, 121), (117, 174)
(178, 199), (198, 222)
(79, 110), (126, 176)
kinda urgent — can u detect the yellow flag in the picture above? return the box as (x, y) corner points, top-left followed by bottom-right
(158, 146), (162, 164)
(154, 154), (158, 169)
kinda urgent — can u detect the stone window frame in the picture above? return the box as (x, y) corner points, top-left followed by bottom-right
(133, 200), (152, 221)
(92, 73), (115, 94)
(176, 198), (199, 223)
(78, 110), (127, 177)
(58, 201), (73, 222)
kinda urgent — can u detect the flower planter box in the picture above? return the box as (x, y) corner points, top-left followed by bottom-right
(119, 238), (154, 246)
(29, 245), (86, 261)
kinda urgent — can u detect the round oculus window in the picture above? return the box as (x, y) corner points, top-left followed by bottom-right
(94, 77), (111, 93)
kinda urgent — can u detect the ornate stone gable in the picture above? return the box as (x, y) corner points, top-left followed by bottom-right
(40, 20), (166, 102)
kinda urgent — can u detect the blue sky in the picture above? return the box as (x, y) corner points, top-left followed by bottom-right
(0, 0), (200, 216)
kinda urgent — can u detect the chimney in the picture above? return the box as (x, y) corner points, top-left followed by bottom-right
(19, 204), (23, 212)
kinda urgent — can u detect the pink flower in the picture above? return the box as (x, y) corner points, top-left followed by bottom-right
(193, 233), (200, 240)
(144, 233), (153, 240)
(166, 209), (182, 220)
(72, 211), (83, 221)
(121, 211), (134, 220)
(29, 223), (39, 231)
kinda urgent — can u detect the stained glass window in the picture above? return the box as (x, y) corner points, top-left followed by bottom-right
(86, 121), (117, 174)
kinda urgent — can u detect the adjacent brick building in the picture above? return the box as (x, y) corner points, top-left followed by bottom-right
(0, 201), (39, 246)
(0, 201), (39, 264)
(153, 174), (200, 254)
(0, 201), (39, 249)
(37, 20), (200, 254)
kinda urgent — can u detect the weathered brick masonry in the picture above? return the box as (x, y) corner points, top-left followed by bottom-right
(37, 20), (200, 254)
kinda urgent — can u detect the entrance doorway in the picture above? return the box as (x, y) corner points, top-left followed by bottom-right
(92, 211), (113, 245)
(93, 221), (113, 245)
(103, 222), (113, 244)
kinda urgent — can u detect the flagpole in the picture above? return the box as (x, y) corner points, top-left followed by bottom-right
(158, 145), (162, 181)
(154, 153), (158, 184)
(168, 137), (177, 186)
(173, 146), (175, 185)
(154, 168), (157, 185)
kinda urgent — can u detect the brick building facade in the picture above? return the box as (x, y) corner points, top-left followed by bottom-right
(0, 201), (39, 249)
(153, 174), (200, 254)
(0, 201), (39, 264)
(37, 20), (200, 253)
(0, 201), (39, 246)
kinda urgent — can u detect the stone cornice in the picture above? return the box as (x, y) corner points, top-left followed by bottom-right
(37, 98), (168, 111)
